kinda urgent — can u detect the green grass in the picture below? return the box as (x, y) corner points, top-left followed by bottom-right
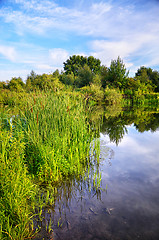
(0, 91), (101, 239)
(0, 125), (38, 240)
(18, 91), (100, 183)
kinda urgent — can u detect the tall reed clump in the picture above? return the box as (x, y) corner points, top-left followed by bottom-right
(0, 118), (38, 240)
(19, 91), (100, 184)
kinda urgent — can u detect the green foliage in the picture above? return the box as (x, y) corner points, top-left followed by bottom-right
(75, 64), (94, 87)
(0, 125), (37, 240)
(0, 81), (7, 89)
(107, 56), (129, 89)
(104, 87), (123, 105)
(26, 70), (37, 91)
(8, 77), (25, 92)
(87, 56), (101, 74)
(92, 74), (102, 86)
(0, 89), (28, 109)
(52, 69), (60, 78)
(135, 67), (151, 83)
(0, 55), (159, 106)
(102, 106), (159, 145)
(26, 72), (64, 91)
(135, 66), (159, 92)
(105, 104), (122, 118)
(63, 55), (101, 76)
(60, 72), (75, 86)
(100, 65), (109, 88)
(18, 92), (99, 183)
(81, 84), (104, 103)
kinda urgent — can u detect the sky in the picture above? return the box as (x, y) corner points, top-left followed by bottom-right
(0, 0), (159, 82)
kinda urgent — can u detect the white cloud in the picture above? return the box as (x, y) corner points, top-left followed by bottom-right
(90, 28), (159, 72)
(36, 64), (52, 70)
(0, 1), (113, 36)
(91, 2), (112, 13)
(0, 69), (29, 81)
(0, 45), (17, 62)
(49, 48), (69, 67)
(0, 0), (159, 79)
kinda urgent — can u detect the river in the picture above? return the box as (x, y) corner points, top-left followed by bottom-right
(33, 112), (159, 240)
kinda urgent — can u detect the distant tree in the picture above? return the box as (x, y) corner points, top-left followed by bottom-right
(107, 56), (129, 89)
(34, 74), (52, 90)
(26, 72), (64, 91)
(151, 70), (159, 92)
(135, 66), (159, 92)
(63, 55), (101, 76)
(135, 67), (151, 83)
(8, 77), (25, 92)
(100, 65), (109, 88)
(0, 81), (7, 89)
(124, 76), (154, 99)
(52, 69), (60, 78)
(92, 74), (102, 86)
(60, 72), (75, 86)
(63, 55), (86, 76)
(87, 56), (101, 74)
(26, 70), (37, 91)
(75, 64), (94, 87)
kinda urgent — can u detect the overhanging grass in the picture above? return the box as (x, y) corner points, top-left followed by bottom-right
(18, 91), (99, 183)
(0, 91), (100, 239)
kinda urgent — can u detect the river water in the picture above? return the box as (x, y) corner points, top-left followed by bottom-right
(34, 116), (159, 239)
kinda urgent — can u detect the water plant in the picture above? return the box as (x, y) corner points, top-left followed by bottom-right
(18, 91), (100, 184)
(0, 90), (102, 239)
(0, 121), (38, 240)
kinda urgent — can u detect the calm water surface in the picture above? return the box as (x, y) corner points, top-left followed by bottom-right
(35, 122), (159, 240)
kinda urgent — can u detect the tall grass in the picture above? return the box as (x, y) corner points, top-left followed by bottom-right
(18, 91), (99, 183)
(0, 121), (38, 240)
(0, 91), (101, 239)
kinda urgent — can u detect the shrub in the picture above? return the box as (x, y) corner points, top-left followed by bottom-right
(104, 87), (123, 105)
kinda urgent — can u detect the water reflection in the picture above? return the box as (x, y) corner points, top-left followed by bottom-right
(100, 125), (159, 240)
(33, 108), (159, 240)
(101, 107), (159, 144)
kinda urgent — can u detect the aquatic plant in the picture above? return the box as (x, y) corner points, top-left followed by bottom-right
(18, 91), (100, 183)
(0, 91), (101, 239)
(0, 123), (38, 240)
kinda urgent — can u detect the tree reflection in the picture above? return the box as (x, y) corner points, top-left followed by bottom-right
(100, 106), (159, 145)
(101, 116), (128, 145)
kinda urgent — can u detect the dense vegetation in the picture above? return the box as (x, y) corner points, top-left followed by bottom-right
(1, 55), (159, 106)
(1, 55), (159, 239)
(0, 91), (101, 239)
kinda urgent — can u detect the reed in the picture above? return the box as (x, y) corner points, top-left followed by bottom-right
(0, 122), (39, 240)
(18, 91), (100, 184)
(0, 91), (101, 239)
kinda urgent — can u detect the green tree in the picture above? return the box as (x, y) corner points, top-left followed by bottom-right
(60, 72), (75, 86)
(26, 70), (37, 91)
(8, 77), (25, 92)
(63, 55), (101, 76)
(52, 69), (60, 78)
(87, 56), (101, 74)
(151, 71), (159, 92)
(107, 56), (129, 89)
(75, 64), (94, 87)
(135, 67), (151, 83)
(135, 66), (159, 92)
(0, 81), (6, 89)
(100, 65), (109, 88)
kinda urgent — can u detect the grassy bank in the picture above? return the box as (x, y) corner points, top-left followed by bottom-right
(0, 91), (100, 239)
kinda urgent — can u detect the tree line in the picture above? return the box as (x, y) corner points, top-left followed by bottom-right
(1, 55), (159, 100)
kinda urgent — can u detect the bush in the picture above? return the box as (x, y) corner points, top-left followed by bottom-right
(104, 87), (123, 105)
(81, 84), (104, 103)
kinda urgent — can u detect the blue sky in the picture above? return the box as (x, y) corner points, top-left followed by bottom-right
(0, 0), (159, 82)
